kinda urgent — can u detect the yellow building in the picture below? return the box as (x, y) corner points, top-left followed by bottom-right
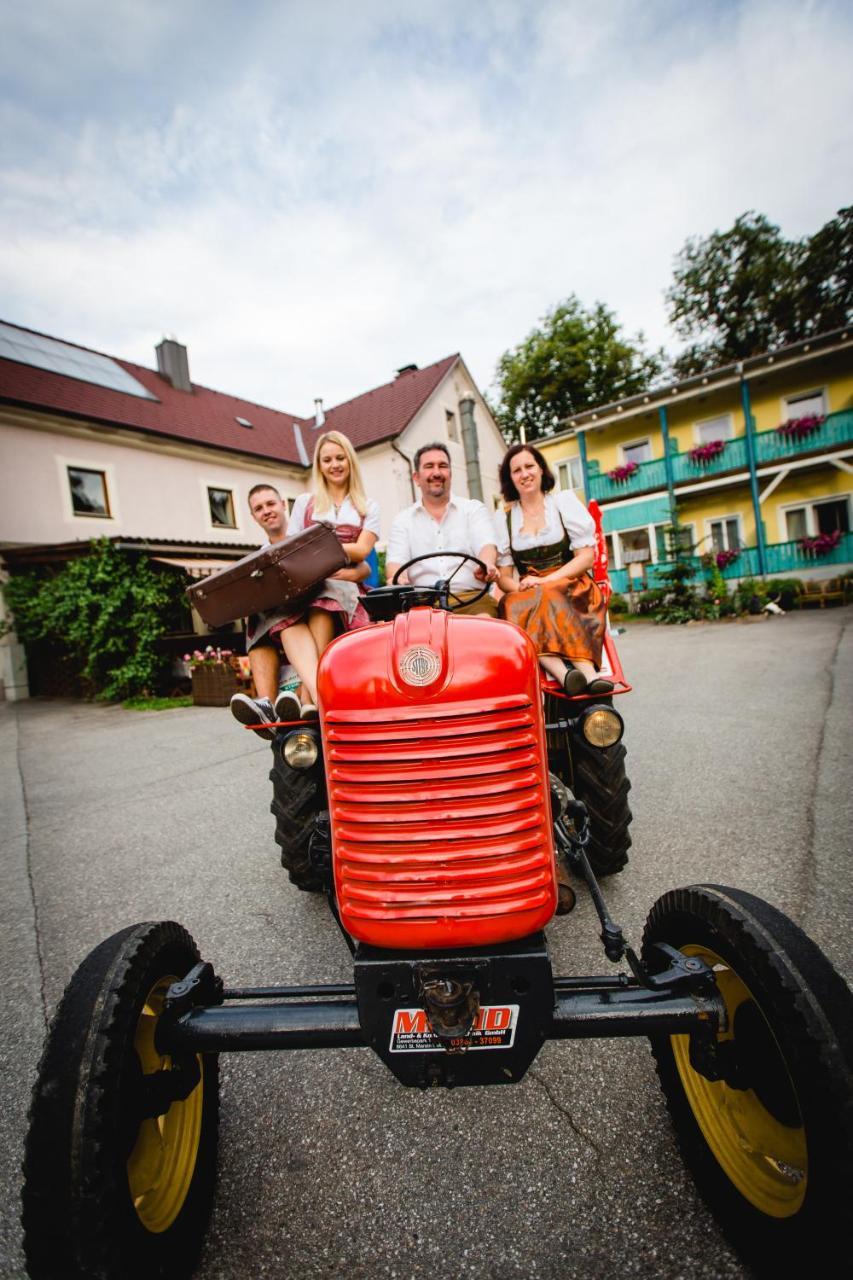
(538, 327), (853, 595)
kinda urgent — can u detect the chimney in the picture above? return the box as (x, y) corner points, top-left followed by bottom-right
(156, 337), (192, 392)
(459, 395), (483, 501)
(314, 398), (325, 428)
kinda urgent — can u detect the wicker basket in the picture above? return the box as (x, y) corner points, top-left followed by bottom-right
(191, 662), (239, 706)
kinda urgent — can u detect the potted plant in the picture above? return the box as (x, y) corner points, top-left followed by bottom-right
(607, 461), (640, 483)
(776, 413), (825, 441)
(186, 645), (239, 706)
(688, 439), (727, 466)
(800, 529), (842, 557)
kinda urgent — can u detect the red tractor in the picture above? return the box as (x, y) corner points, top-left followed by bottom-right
(22, 548), (853, 1280)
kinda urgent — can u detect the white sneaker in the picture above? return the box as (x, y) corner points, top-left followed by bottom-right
(230, 694), (276, 741)
(300, 702), (319, 721)
(274, 690), (301, 723)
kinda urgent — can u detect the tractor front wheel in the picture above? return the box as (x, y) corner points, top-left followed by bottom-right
(642, 884), (853, 1273)
(22, 921), (219, 1280)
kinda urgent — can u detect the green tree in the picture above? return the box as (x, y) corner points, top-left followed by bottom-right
(667, 207), (853, 376)
(2, 540), (189, 700)
(492, 296), (665, 442)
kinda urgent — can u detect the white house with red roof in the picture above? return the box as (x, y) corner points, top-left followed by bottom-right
(0, 321), (506, 699)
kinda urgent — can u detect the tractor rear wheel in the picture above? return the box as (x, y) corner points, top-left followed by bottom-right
(269, 748), (325, 891)
(545, 693), (632, 876)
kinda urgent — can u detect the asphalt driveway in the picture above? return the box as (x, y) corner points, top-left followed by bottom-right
(2, 606), (851, 1279)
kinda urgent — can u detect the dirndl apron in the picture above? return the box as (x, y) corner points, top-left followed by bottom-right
(497, 510), (606, 668)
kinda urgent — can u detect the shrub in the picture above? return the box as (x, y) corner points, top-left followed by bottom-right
(608, 593), (628, 614)
(2, 540), (189, 700)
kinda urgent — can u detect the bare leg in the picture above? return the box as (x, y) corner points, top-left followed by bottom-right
(570, 659), (597, 681)
(279, 623), (321, 704)
(538, 655), (567, 683)
(307, 608), (336, 656)
(248, 646), (280, 703)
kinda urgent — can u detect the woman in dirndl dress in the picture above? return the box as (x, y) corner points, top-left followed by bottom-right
(249, 431), (379, 717)
(494, 443), (612, 696)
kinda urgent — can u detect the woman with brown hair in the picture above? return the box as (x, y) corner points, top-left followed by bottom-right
(494, 443), (612, 695)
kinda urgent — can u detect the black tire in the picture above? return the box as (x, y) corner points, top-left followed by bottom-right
(546, 692), (631, 876)
(270, 750), (325, 891)
(22, 921), (219, 1280)
(642, 884), (853, 1274)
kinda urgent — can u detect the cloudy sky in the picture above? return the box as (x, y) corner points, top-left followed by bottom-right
(2, 0), (851, 415)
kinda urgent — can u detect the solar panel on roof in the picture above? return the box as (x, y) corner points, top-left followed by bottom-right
(0, 323), (158, 400)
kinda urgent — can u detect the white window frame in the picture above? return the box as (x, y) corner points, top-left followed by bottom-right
(693, 412), (734, 445)
(556, 455), (583, 492)
(782, 387), (827, 422)
(444, 407), (460, 444)
(620, 437), (652, 466)
(705, 513), (744, 554)
(654, 521), (695, 561)
(779, 494), (850, 539)
(57, 454), (118, 524)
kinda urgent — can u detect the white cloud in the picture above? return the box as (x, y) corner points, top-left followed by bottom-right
(1, 0), (851, 413)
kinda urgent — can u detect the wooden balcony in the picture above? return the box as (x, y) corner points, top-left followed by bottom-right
(587, 410), (853, 504)
(607, 531), (852, 595)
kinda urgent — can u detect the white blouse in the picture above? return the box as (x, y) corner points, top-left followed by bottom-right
(494, 490), (595, 567)
(289, 492), (381, 538)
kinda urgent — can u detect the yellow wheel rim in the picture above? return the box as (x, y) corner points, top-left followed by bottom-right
(671, 945), (806, 1218)
(127, 976), (204, 1233)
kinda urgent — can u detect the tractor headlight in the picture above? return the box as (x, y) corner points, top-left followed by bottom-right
(580, 706), (624, 749)
(282, 731), (319, 770)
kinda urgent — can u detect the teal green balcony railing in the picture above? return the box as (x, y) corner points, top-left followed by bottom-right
(762, 530), (853, 574)
(587, 457), (669, 502)
(754, 409), (853, 465)
(671, 436), (749, 483)
(612, 531), (851, 591)
(586, 410), (853, 505)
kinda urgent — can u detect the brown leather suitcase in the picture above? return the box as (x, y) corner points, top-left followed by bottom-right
(186, 523), (348, 627)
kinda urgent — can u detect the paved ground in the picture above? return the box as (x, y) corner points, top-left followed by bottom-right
(2, 606), (851, 1280)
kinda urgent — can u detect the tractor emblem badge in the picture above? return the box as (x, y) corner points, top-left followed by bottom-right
(398, 646), (441, 686)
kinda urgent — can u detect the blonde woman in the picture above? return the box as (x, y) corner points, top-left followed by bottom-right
(248, 432), (380, 731)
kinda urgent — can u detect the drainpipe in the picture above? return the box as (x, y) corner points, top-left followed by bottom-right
(576, 431), (590, 503)
(391, 439), (416, 501)
(459, 396), (483, 501)
(739, 366), (767, 576)
(657, 405), (677, 526)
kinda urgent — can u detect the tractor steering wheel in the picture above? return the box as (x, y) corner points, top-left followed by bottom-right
(391, 551), (492, 612)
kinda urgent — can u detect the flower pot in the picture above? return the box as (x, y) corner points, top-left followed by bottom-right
(191, 663), (239, 706)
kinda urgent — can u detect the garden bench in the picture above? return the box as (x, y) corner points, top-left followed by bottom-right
(797, 578), (847, 608)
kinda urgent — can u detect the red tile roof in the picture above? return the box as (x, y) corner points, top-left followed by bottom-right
(0, 322), (460, 467)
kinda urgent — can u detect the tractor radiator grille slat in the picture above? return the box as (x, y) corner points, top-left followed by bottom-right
(326, 703), (554, 924)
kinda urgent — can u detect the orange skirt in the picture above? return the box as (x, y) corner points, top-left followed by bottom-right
(498, 572), (606, 667)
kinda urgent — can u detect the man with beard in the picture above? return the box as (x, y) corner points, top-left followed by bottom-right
(386, 443), (498, 615)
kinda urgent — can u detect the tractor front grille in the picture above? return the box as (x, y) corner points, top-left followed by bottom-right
(325, 698), (555, 943)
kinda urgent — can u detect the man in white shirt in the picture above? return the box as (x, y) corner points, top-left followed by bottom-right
(386, 443), (499, 616)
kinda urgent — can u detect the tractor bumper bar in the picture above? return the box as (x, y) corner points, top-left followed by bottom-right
(158, 981), (718, 1057)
